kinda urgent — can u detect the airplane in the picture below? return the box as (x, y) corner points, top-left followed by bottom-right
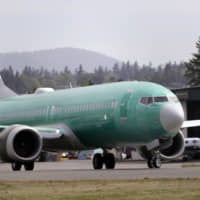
(0, 76), (199, 171)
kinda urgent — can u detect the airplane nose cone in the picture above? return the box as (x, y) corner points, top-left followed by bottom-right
(160, 103), (184, 133)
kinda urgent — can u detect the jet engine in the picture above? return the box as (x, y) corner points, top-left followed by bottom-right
(0, 125), (42, 162)
(159, 131), (185, 160)
(138, 131), (185, 161)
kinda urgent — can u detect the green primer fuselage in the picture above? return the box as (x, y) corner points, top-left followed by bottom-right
(0, 81), (178, 150)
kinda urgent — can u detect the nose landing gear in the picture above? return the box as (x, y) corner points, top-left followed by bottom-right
(147, 152), (161, 168)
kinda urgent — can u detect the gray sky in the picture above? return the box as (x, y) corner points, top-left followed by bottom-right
(0, 0), (200, 65)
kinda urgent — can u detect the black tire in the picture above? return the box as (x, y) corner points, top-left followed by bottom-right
(11, 162), (22, 171)
(104, 153), (115, 169)
(24, 162), (34, 171)
(147, 158), (154, 168)
(153, 157), (161, 168)
(93, 153), (103, 169)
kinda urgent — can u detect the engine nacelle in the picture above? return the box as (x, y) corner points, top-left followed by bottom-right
(138, 131), (185, 161)
(0, 125), (43, 162)
(159, 131), (185, 160)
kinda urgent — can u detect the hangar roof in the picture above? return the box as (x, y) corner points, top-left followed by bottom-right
(172, 87), (200, 101)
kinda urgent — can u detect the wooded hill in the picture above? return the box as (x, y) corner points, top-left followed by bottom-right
(0, 61), (187, 94)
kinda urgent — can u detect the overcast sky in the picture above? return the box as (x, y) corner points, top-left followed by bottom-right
(0, 0), (200, 65)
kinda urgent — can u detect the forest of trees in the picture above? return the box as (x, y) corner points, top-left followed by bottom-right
(185, 37), (200, 86)
(0, 61), (188, 94)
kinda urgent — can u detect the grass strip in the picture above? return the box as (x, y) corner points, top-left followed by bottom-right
(0, 179), (200, 200)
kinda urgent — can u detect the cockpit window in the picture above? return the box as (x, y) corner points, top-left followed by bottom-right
(154, 96), (168, 103)
(140, 95), (178, 105)
(140, 97), (153, 105)
(147, 97), (153, 104)
(168, 96), (179, 103)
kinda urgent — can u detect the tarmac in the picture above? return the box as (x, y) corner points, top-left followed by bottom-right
(0, 160), (200, 181)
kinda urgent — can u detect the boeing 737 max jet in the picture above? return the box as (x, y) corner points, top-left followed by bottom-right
(0, 77), (199, 170)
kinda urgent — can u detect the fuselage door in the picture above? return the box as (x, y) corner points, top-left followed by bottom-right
(120, 91), (132, 121)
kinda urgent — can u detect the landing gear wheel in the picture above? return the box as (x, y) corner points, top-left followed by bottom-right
(147, 155), (161, 169)
(24, 162), (34, 171)
(147, 158), (154, 168)
(104, 153), (115, 169)
(11, 162), (22, 171)
(153, 157), (161, 168)
(93, 153), (103, 169)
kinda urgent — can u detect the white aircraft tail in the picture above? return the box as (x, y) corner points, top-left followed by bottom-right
(0, 75), (17, 99)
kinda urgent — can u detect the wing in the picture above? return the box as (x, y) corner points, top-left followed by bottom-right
(181, 120), (200, 128)
(0, 125), (64, 140)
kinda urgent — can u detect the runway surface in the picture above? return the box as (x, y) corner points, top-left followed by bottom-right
(0, 160), (200, 181)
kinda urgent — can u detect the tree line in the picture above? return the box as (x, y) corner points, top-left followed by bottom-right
(0, 61), (188, 94)
(185, 37), (200, 86)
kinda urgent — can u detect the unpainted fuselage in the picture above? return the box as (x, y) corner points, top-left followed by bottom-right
(0, 81), (183, 151)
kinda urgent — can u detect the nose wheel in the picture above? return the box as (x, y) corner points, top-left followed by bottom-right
(147, 154), (161, 169)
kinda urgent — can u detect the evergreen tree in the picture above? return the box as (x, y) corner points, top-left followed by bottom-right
(75, 65), (85, 86)
(185, 37), (200, 86)
(113, 63), (120, 79)
(94, 66), (105, 84)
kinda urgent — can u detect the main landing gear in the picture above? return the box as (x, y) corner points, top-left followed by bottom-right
(11, 162), (35, 171)
(147, 153), (161, 169)
(93, 152), (115, 170)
